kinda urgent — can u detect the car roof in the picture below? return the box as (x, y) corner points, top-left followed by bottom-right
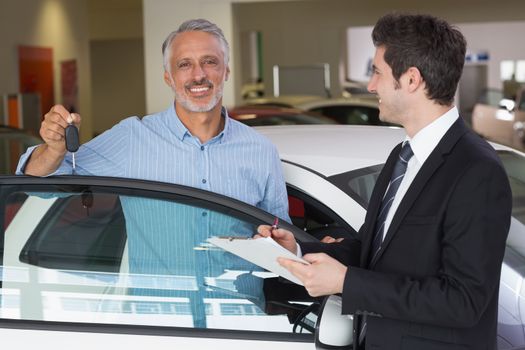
(255, 125), (406, 176)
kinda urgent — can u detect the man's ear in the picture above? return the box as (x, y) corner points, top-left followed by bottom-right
(225, 66), (230, 82)
(406, 67), (423, 92)
(164, 71), (174, 87)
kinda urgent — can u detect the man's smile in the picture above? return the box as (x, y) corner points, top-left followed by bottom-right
(186, 80), (213, 97)
(189, 86), (210, 93)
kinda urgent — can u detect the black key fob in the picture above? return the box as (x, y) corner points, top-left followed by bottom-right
(65, 124), (80, 152)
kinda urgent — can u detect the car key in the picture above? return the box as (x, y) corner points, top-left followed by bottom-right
(65, 120), (79, 173)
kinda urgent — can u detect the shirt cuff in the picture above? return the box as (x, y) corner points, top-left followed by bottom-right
(16, 144), (72, 176)
(16, 145), (39, 175)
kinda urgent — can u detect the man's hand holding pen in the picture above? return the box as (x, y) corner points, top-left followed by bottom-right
(271, 217), (279, 233)
(256, 219), (298, 255)
(256, 220), (347, 297)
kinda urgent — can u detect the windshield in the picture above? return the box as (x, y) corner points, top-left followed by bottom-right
(327, 164), (383, 209)
(327, 150), (525, 221)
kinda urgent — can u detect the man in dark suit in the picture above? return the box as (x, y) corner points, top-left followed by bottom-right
(257, 13), (512, 350)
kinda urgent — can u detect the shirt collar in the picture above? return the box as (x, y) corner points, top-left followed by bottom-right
(168, 103), (230, 144)
(407, 106), (459, 165)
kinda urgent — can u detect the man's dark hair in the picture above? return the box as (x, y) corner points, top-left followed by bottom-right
(372, 13), (466, 105)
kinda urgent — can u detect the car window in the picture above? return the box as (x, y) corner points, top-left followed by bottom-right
(327, 164), (383, 209)
(326, 152), (524, 220)
(287, 186), (357, 241)
(0, 181), (316, 339)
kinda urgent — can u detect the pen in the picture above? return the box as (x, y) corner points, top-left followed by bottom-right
(271, 217), (279, 232)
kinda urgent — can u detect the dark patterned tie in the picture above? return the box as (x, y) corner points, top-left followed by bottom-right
(369, 141), (414, 263)
(359, 142), (414, 346)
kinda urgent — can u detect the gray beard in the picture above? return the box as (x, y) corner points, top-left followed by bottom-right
(174, 85), (223, 113)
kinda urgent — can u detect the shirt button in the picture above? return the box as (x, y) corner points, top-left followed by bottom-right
(202, 212), (207, 217)
(200, 146), (205, 151)
(202, 179), (207, 184)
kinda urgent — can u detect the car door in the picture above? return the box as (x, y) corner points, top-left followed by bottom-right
(0, 175), (318, 349)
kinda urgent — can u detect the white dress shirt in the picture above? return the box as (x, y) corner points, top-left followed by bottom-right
(296, 106), (459, 257)
(381, 106), (459, 240)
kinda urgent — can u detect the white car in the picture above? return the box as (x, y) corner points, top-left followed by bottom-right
(0, 125), (523, 349)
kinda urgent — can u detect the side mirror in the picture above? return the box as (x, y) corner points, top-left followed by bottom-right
(315, 295), (354, 349)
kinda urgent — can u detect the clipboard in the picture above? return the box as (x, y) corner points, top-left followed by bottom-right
(207, 236), (309, 285)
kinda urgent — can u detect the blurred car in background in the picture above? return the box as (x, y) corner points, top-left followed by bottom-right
(228, 105), (337, 126)
(472, 87), (525, 151)
(341, 80), (373, 98)
(243, 94), (393, 126)
(244, 95), (323, 108)
(0, 125), (41, 174)
(297, 97), (394, 126)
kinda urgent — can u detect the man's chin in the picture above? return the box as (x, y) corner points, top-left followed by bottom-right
(178, 99), (219, 113)
(183, 105), (214, 113)
(174, 89), (223, 114)
(378, 110), (391, 123)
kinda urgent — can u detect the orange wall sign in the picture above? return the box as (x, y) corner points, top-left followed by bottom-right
(6, 95), (20, 128)
(18, 46), (54, 118)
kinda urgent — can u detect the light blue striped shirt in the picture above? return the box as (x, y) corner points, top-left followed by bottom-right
(17, 104), (290, 222)
(17, 105), (290, 326)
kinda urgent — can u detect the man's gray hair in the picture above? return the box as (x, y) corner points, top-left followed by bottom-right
(162, 18), (230, 72)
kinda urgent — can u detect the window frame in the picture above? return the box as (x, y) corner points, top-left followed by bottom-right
(0, 175), (316, 344)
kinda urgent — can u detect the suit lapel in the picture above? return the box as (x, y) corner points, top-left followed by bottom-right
(369, 118), (469, 267)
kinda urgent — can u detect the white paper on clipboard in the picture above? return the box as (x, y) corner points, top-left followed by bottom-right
(207, 236), (309, 285)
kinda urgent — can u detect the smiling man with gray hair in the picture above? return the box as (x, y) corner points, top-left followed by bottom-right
(16, 19), (290, 328)
(17, 18), (290, 221)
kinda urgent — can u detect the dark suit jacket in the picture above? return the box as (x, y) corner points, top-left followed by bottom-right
(301, 118), (512, 350)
